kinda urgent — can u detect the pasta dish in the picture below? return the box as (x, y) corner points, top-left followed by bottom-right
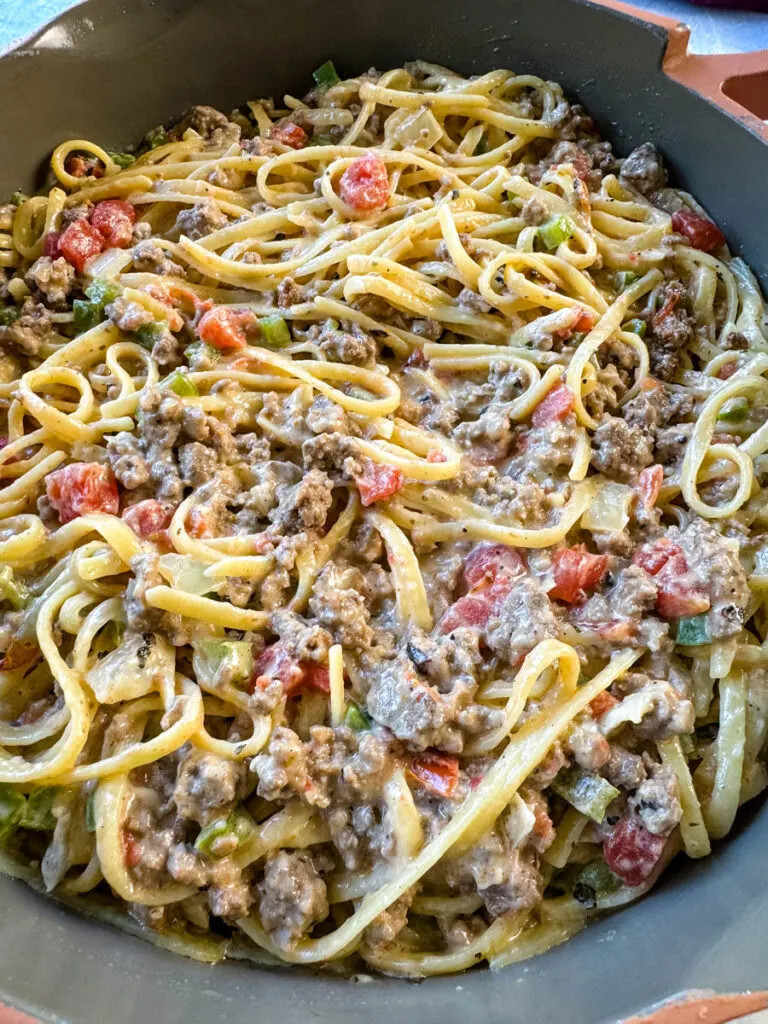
(0, 60), (766, 976)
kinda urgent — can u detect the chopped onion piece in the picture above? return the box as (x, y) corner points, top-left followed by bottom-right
(582, 482), (633, 534)
(87, 631), (174, 704)
(384, 106), (442, 151)
(159, 554), (222, 597)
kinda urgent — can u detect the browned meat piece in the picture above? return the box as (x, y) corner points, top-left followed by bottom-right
(654, 423), (694, 467)
(485, 576), (559, 662)
(0, 300), (56, 356)
(309, 562), (375, 650)
(591, 415), (653, 481)
(180, 104), (241, 146)
(520, 197), (548, 226)
(565, 715), (610, 770)
(106, 296), (154, 332)
(257, 851), (329, 950)
(276, 276), (306, 308)
(269, 608), (333, 662)
(676, 518), (750, 638)
(305, 395), (349, 435)
(207, 857), (254, 919)
(445, 831), (542, 917)
(132, 240), (187, 277)
(178, 441), (218, 489)
(458, 288), (492, 313)
(268, 468), (334, 533)
(364, 635), (498, 753)
(318, 322), (377, 365)
(619, 143), (667, 195)
(25, 256), (76, 307)
(628, 762), (681, 835)
(174, 747), (245, 826)
(175, 199), (228, 240)
(364, 888), (416, 948)
(604, 744), (647, 791)
(648, 281), (694, 381)
(622, 382), (693, 438)
(107, 432), (151, 489)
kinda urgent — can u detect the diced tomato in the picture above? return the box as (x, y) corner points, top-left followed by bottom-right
(463, 542), (524, 593)
(67, 155), (105, 179)
(438, 593), (494, 633)
(635, 465), (664, 510)
(43, 231), (62, 258)
(639, 376), (662, 393)
(91, 199), (136, 249)
(573, 308), (596, 332)
(632, 538), (680, 577)
(589, 690), (619, 719)
(550, 546), (608, 604)
(426, 448), (447, 463)
(122, 499), (175, 546)
(717, 361), (738, 381)
(58, 219), (105, 272)
(671, 209), (726, 253)
(302, 661), (330, 694)
(603, 815), (666, 887)
(408, 750), (460, 798)
(353, 460), (403, 507)
(187, 507), (213, 539)
(556, 306), (596, 341)
(45, 462), (119, 524)
(122, 829), (141, 868)
(560, 150), (591, 182)
(531, 383), (575, 427)
(251, 643), (329, 698)
(338, 151), (390, 213)
(655, 583), (710, 619)
(197, 306), (252, 351)
(652, 289), (682, 332)
(632, 540), (710, 618)
(270, 122), (308, 149)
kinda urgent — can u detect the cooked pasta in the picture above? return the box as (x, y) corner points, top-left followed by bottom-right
(0, 59), (766, 976)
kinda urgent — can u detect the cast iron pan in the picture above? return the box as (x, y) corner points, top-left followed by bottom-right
(0, 2), (767, 1021)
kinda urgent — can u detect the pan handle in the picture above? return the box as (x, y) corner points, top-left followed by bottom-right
(586, 0), (768, 144)
(663, 25), (768, 142)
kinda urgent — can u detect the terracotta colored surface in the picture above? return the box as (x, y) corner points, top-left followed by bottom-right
(0, 1008), (39, 1024)
(589, 0), (768, 142)
(626, 991), (768, 1024)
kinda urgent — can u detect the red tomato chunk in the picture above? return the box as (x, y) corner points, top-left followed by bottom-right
(633, 539), (710, 618)
(550, 546), (608, 603)
(91, 199), (136, 248)
(122, 499), (175, 540)
(252, 643), (330, 698)
(197, 306), (251, 351)
(338, 151), (390, 213)
(354, 460), (403, 506)
(531, 383), (575, 427)
(409, 750), (460, 798)
(46, 462), (119, 524)
(603, 815), (666, 887)
(58, 219), (105, 272)
(635, 465), (663, 510)
(671, 209), (726, 254)
(463, 542), (524, 591)
(270, 122), (309, 149)
(438, 593), (495, 633)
